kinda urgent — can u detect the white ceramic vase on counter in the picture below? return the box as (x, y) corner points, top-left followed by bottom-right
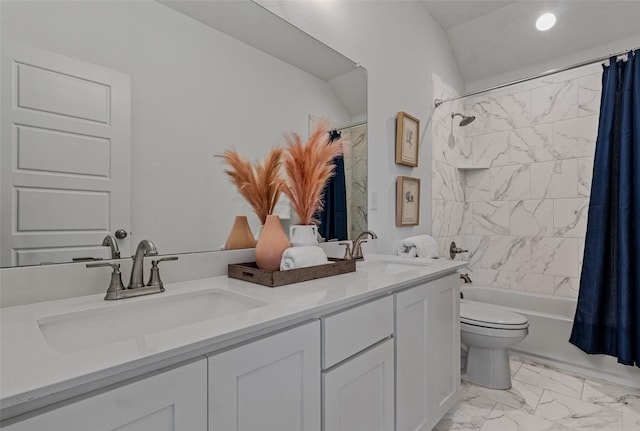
(289, 225), (319, 247)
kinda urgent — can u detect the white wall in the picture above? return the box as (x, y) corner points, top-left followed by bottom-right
(1, 0), (352, 255)
(258, 0), (463, 253)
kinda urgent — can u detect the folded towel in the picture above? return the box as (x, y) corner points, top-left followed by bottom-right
(397, 235), (439, 258)
(280, 246), (329, 271)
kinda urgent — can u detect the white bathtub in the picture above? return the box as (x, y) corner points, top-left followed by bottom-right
(461, 285), (640, 388)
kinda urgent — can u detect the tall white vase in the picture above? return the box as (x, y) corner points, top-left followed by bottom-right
(289, 224), (319, 247)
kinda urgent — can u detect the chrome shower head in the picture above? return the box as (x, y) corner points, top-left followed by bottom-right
(451, 112), (476, 127)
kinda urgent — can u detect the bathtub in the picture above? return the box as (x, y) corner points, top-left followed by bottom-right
(461, 285), (640, 388)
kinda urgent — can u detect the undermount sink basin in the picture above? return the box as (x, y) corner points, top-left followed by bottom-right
(38, 289), (268, 353)
(374, 262), (427, 275)
(359, 256), (433, 275)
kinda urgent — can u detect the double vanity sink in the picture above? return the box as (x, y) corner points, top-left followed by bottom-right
(1, 254), (461, 426)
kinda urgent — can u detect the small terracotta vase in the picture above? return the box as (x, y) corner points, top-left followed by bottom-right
(224, 216), (257, 250)
(255, 215), (290, 271)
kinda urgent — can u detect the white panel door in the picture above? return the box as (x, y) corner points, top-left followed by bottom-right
(4, 359), (207, 431)
(208, 321), (321, 431)
(395, 281), (434, 431)
(0, 41), (131, 266)
(323, 338), (394, 431)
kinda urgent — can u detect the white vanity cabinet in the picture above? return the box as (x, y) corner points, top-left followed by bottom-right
(3, 359), (207, 431)
(1, 262), (466, 431)
(395, 273), (460, 431)
(321, 296), (395, 431)
(207, 320), (321, 431)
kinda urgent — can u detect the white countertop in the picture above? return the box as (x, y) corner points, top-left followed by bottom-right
(0, 254), (466, 416)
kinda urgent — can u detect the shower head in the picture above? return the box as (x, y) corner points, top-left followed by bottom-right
(451, 112), (476, 127)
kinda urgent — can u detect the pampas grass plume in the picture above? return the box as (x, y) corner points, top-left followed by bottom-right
(281, 120), (343, 225)
(221, 147), (285, 225)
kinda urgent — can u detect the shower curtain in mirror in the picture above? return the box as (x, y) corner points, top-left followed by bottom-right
(318, 130), (348, 241)
(570, 50), (639, 367)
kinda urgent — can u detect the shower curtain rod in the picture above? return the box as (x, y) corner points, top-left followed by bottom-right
(335, 120), (367, 131)
(433, 46), (639, 107)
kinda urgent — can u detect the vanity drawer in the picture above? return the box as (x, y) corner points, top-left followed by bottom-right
(322, 295), (393, 369)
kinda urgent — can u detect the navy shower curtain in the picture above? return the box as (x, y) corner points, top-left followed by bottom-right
(569, 51), (640, 366)
(318, 156), (348, 241)
(318, 131), (348, 241)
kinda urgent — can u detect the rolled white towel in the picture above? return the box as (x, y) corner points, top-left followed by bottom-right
(397, 235), (439, 258)
(280, 246), (329, 271)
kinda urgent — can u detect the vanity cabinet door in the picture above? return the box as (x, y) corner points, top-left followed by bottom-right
(208, 321), (321, 431)
(323, 338), (394, 431)
(433, 274), (461, 418)
(396, 280), (434, 431)
(3, 359), (207, 431)
(395, 274), (460, 431)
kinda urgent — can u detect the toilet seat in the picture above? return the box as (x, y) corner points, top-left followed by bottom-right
(461, 321), (529, 338)
(460, 301), (529, 330)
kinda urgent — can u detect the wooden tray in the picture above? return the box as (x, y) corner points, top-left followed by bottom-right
(228, 258), (356, 287)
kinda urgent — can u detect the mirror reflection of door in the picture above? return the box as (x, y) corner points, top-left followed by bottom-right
(0, 42), (131, 266)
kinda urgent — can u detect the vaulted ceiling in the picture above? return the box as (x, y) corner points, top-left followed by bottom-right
(422, 0), (640, 88)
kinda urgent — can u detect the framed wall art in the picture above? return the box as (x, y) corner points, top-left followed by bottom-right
(396, 176), (420, 226)
(395, 111), (419, 167)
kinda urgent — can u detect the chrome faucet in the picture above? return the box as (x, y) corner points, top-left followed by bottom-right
(102, 235), (121, 259)
(88, 239), (178, 300)
(129, 239), (158, 289)
(352, 230), (378, 260)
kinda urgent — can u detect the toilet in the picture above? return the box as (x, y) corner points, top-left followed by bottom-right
(460, 301), (529, 389)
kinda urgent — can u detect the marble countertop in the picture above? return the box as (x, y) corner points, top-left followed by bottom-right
(0, 254), (466, 415)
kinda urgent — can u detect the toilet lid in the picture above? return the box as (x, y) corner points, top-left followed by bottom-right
(460, 301), (528, 329)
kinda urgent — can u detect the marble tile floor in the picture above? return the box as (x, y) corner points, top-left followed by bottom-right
(434, 356), (640, 431)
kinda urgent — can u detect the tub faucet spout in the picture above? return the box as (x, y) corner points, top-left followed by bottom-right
(460, 273), (472, 284)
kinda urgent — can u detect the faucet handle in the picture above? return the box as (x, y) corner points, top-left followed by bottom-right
(157, 256), (179, 263)
(86, 262), (120, 269)
(338, 242), (353, 260)
(147, 256), (179, 290)
(449, 241), (469, 259)
(86, 262), (126, 300)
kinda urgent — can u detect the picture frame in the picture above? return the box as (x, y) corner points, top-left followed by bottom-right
(395, 111), (419, 167)
(396, 176), (420, 226)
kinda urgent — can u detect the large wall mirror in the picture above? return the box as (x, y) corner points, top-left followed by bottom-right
(0, 0), (367, 268)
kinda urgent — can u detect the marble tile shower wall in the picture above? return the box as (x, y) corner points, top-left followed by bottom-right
(432, 74), (470, 249)
(344, 123), (368, 238)
(431, 64), (601, 298)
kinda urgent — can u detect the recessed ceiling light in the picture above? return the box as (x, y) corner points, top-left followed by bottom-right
(536, 12), (556, 31)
